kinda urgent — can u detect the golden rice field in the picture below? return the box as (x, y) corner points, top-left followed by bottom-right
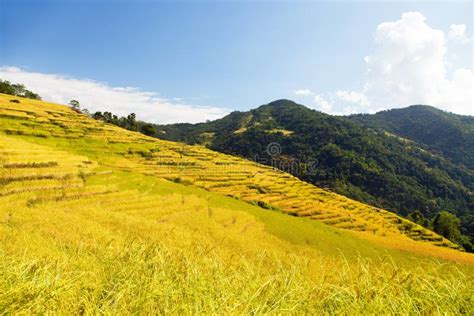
(0, 93), (473, 314)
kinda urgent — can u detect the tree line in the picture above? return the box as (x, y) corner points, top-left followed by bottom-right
(67, 100), (157, 137)
(407, 210), (472, 252)
(0, 79), (41, 100)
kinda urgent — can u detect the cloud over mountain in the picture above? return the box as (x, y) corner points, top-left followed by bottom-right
(0, 67), (230, 124)
(296, 12), (473, 116)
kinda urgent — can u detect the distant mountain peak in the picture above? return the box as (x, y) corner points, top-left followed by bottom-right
(402, 104), (444, 112)
(264, 99), (301, 108)
(267, 99), (297, 105)
(379, 104), (467, 117)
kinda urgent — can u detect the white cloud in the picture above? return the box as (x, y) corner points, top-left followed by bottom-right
(0, 67), (230, 124)
(448, 24), (471, 44)
(335, 90), (369, 107)
(310, 12), (473, 116)
(313, 94), (333, 112)
(294, 89), (313, 96)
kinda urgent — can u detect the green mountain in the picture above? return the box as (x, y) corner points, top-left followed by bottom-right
(155, 100), (474, 246)
(349, 105), (474, 169)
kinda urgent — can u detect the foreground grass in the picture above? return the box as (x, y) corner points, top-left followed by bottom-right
(1, 242), (472, 314)
(1, 169), (472, 314)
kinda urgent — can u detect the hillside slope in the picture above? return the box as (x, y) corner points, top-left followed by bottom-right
(349, 105), (474, 169)
(0, 94), (463, 250)
(155, 100), (474, 244)
(0, 94), (473, 313)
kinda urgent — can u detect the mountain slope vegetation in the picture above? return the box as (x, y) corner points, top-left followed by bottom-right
(155, 100), (474, 247)
(1, 94), (473, 313)
(349, 105), (474, 169)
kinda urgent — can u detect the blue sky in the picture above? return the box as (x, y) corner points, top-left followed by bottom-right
(1, 1), (472, 123)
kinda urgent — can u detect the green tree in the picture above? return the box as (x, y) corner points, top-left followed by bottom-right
(12, 83), (26, 96)
(127, 113), (137, 131)
(141, 123), (157, 136)
(112, 114), (119, 125)
(69, 100), (80, 111)
(118, 116), (128, 128)
(92, 111), (104, 120)
(459, 236), (473, 252)
(432, 211), (461, 243)
(0, 79), (41, 100)
(0, 80), (16, 95)
(103, 112), (113, 123)
(23, 90), (41, 100)
(407, 210), (430, 228)
(81, 108), (91, 116)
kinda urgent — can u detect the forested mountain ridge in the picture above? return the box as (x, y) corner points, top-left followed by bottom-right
(349, 105), (474, 169)
(154, 100), (474, 247)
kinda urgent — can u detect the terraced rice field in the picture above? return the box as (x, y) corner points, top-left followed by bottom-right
(0, 94), (461, 251)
